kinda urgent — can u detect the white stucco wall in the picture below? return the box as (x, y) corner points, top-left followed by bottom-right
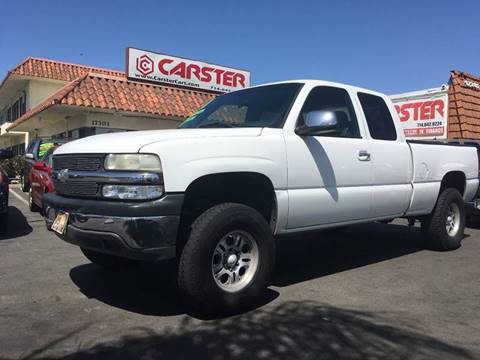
(27, 80), (66, 109)
(86, 112), (181, 131)
(27, 109), (181, 139)
(35, 112), (85, 138)
(0, 129), (27, 149)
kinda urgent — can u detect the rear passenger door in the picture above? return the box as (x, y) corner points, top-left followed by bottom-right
(356, 92), (413, 218)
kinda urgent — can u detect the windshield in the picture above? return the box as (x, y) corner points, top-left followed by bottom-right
(180, 83), (303, 129)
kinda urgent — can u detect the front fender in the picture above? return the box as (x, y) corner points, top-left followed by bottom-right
(140, 129), (287, 192)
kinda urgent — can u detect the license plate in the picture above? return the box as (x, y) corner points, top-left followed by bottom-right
(51, 211), (69, 235)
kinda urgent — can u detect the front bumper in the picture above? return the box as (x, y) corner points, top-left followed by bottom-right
(43, 192), (184, 261)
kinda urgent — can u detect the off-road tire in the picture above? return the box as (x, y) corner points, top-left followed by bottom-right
(80, 248), (138, 268)
(422, 188), (465, 251)
(178, 203), (275, 315)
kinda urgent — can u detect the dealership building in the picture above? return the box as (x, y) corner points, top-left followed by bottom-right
(0, 49), (250, 154)
(391, 70), (480, 140)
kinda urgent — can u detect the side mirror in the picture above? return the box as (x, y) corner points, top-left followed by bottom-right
(25, 153), (35, 160)
(295, 110), (339, 136)
(33, 161), (47, 171)
(0, 149), (14, 160)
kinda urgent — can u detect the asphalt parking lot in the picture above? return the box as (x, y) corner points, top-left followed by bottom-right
(1, 184), (480, 360)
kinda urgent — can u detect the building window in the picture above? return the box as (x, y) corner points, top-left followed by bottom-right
(5, 143), (25, 156)
(1, 91), (27, 124)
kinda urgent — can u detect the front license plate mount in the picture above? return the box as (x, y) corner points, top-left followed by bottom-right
(51, 211), (69, 235)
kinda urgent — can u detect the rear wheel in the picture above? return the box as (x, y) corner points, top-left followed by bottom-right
(80, 248), (138, 268)
(178, 203), (275, 315)
(422, 188), (465, 251)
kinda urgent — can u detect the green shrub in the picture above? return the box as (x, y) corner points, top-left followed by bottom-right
(0, 155), (23, 178)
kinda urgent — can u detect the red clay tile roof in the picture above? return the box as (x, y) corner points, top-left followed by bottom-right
(7, 73), (215, 130)
(60, 74), (214, 115)
(448, 70), (480, 139)
(3, 57), (124, 85)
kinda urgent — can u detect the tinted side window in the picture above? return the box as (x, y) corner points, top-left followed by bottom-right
(37, 140), (56, 158)
(42, 148), (55, 167)
(26, 142), (35, 154)
(44, 154), (52, 167)
(358, 93), (397, 141)
(299, 86), (360, 138)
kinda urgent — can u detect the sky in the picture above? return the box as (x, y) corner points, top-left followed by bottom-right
(1, 0), (479, 94)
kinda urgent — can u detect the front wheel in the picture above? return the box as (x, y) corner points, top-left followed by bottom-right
(21, 173), (30, 192)
(28, 188), (40, 212)
(422, 188), (465, 251)
(178, 203), (275, 315)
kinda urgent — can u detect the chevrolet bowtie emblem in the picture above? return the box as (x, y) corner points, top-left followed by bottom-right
(58, 169), (69, 183)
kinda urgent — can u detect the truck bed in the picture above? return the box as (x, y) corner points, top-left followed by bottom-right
(407, 139), (480, 148)
(406, 141), (479, 216)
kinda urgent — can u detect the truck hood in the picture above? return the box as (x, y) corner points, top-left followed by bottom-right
(54, 128), (263, 155)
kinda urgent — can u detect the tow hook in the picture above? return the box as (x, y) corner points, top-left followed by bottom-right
(474, 198), (480, 211)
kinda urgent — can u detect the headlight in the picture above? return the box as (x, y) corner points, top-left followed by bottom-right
(104, 154), (162, 171)
(102, 185), (164, 200)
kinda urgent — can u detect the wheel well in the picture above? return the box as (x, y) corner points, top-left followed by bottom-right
(178, 172), (276, 247)
(440, 171), (466, 196)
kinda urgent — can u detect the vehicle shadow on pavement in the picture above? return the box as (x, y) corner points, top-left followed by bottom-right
(466, 216), (480, 229)
(69, 260), (184, 316)
(24, 300), (475, 360)
(273, 222), (425, 287)
(69, 261), (278, 317)
(68, 221), (427, 318)
(0, 206), (32, 240)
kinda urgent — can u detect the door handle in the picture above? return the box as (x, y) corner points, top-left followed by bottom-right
(358, 150), (371, 161)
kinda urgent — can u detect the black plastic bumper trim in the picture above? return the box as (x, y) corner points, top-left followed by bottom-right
(56, 224), (176, 261)
(43, 192), (184, 217)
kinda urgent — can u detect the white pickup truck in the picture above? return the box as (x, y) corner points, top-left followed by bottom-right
(44, 80), (479, 313)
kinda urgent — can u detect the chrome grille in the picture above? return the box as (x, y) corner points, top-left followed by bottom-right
(53, 155), (103, 171)
(54, 181), (100, 197)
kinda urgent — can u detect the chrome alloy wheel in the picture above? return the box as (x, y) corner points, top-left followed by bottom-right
(446, 202), (460, 236)
(211, 230), (259, 293)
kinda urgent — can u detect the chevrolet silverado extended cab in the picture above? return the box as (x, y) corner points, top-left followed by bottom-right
(44, 80), (479, 313)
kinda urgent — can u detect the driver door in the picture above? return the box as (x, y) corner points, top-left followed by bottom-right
(285, 86), (373, 229)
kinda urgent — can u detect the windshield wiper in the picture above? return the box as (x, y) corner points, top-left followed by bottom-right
(198, 121), (238, 128)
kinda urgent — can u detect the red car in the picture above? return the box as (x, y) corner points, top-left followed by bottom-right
(28, 146), (57, 212)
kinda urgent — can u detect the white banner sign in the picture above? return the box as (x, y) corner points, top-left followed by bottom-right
(392, 93), (448, 139)
(127, 47), (250, 93)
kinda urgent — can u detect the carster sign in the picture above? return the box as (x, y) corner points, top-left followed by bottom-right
(390, 87), (449, 139)
(127, 47), (250, 93)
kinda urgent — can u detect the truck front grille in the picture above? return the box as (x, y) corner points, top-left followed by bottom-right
(53, 155), (103, 171)
(54, 181), (100, 197)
